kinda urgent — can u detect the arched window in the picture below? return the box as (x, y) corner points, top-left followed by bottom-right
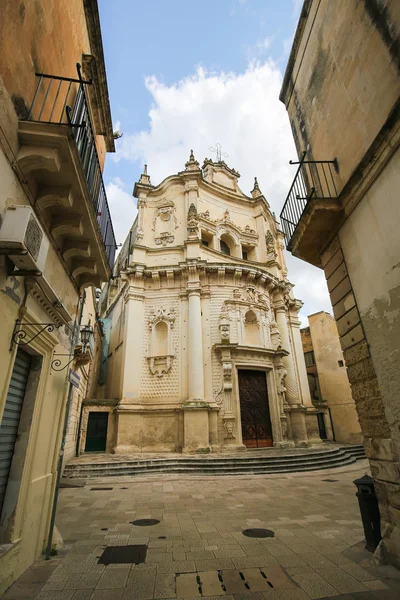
(244, 310), (261, 346)
(220, 239), (230, 255)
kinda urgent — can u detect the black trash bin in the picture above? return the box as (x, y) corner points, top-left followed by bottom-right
(354, 474), (382, 552)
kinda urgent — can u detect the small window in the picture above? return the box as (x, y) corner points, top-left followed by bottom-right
(338, 360), (344, 367)
(202, 239), (209, 247)
(220, 240), (230, 256)
(242, 251), (248, 261)
(304, 351), (315, 367)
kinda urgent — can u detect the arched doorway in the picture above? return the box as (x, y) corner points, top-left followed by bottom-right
(238, 369), (273, 448)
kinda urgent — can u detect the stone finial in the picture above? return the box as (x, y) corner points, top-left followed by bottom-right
(185, 149), (200, 171)
(251, 176), (262, 198)
(138, 163), (151, 185)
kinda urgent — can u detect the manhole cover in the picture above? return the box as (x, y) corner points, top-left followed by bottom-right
(98, 544), (147, 565)
(130, 519), (160, 527)
(90, 487), (113, 491)
(322, 479), (339, 482)
(242, 528), (275, 538)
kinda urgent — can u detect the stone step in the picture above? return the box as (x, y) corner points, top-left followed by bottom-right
(64, 447), (344, 470)
(64, 448), (347, 472)
(63, 447), (362, 479)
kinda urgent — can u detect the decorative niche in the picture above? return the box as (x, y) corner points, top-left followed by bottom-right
(147, 308), (175, 377)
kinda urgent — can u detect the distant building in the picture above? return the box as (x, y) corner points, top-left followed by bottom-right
(301, 312), (362, 444)
(279, 0), (400, 566)
(83, 152), (322, 455)
(0, 0), (115, 592)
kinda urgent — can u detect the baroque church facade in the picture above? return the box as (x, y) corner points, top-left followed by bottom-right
(88, 152), (322, 453)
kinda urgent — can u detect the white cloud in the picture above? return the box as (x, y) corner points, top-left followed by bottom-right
(113, 60), (332, 321)
(106, 180), (137, 247)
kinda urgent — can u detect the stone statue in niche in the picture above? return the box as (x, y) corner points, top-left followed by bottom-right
(266, 230), (277, 260)
(153, 201), (177, 246)
(277, 367), (289, 412)
(224, 420), (236, 439)
(270, 316), (282, 349)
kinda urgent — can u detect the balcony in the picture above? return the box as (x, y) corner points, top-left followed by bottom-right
(279, 152), (341, 267)
(16, 66), (117, 288)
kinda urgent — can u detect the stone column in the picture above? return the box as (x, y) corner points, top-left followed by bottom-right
(114, 269), (145, 453)
(183, 275), (210, 453)
(274, 302), (300, 406)
(188, 289), (205, 401)
(274, 295), (309, 447)
(288, 301), (313, 408)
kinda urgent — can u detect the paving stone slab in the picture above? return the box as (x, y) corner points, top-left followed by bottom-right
(316, 567), (369, 594)
(96, 567), (130, 590)
(290, 571), (339, 599)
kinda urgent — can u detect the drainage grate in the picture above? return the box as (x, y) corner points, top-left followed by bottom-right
(101, 528), (108, 531)
(130, 519), (160, 526)
(98, 544), (147, 565)
(242, 528), (275, 538)
(90, 487), (113, 491)
(322, 479), (339, 482)
(159, 536), (167, 539)
(175, 568), (292, 596)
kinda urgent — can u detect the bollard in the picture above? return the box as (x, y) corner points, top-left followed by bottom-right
(353, 474), (382, 552)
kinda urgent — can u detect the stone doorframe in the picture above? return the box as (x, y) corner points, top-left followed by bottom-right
(214, 344), (289, 450)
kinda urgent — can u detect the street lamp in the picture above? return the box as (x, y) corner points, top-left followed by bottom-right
(80, 323), (94, 350)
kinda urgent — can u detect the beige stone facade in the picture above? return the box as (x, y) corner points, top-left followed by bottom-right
(280, 0), (400, 567)
(0, 0), (115, 593)
(87, 153), (322, 454)
(301, 311), (362, 444)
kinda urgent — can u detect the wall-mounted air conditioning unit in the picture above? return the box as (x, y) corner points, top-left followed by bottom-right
(0, 205), (50, 273)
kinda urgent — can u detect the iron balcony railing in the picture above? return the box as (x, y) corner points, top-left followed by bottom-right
(280, 152), (339, 248)
(25, 64), (117, 269)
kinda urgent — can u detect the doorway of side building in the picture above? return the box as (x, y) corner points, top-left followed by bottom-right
(85, 412), (108, 452)
(0, 349), (33, 518)
(238, 369), (273, 448)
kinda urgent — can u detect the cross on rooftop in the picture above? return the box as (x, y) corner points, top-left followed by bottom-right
(209, 143), (228, 162)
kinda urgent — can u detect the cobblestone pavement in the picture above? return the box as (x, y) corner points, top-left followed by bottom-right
(4, 459), (400, 600)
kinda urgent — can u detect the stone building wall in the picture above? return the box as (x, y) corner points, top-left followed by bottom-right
(280, 0), (400, 567)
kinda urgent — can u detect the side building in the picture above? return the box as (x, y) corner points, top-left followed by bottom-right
(279, 0), (400, 566)
(301, 311), (362, 444)
(82, 152), (322, 454)
(0, 0), (116, 592)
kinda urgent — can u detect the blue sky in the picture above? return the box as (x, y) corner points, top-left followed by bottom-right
(99, 0), (299, 189)
(98, 0), (332, 323)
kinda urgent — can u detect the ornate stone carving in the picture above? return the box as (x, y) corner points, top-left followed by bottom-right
(187, 203), (199, 239)
(270, 316), (282, 349)
(147, 307), (176, 377)
(277, 367), (289, 411)
(214, 385), (224, 406)
(155, 232), (175, 246)
(232, 286), (268, 306)
(224, 419), (236, 439)
(280, 416), (288, 440)
(266, 230), (277, 260)
(148, 307), (175, 328)
(148, 355), (173, 377)
(153, 200), (177, 246)
(219, 303), (230, 343)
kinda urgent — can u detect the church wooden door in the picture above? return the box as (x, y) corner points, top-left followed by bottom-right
(238, 370), (273, 448)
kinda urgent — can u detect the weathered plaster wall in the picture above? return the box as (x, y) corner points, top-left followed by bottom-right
(308, 312), (362, 443)
(338, 147), (400, 563)
(282, 0), (400, 195)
